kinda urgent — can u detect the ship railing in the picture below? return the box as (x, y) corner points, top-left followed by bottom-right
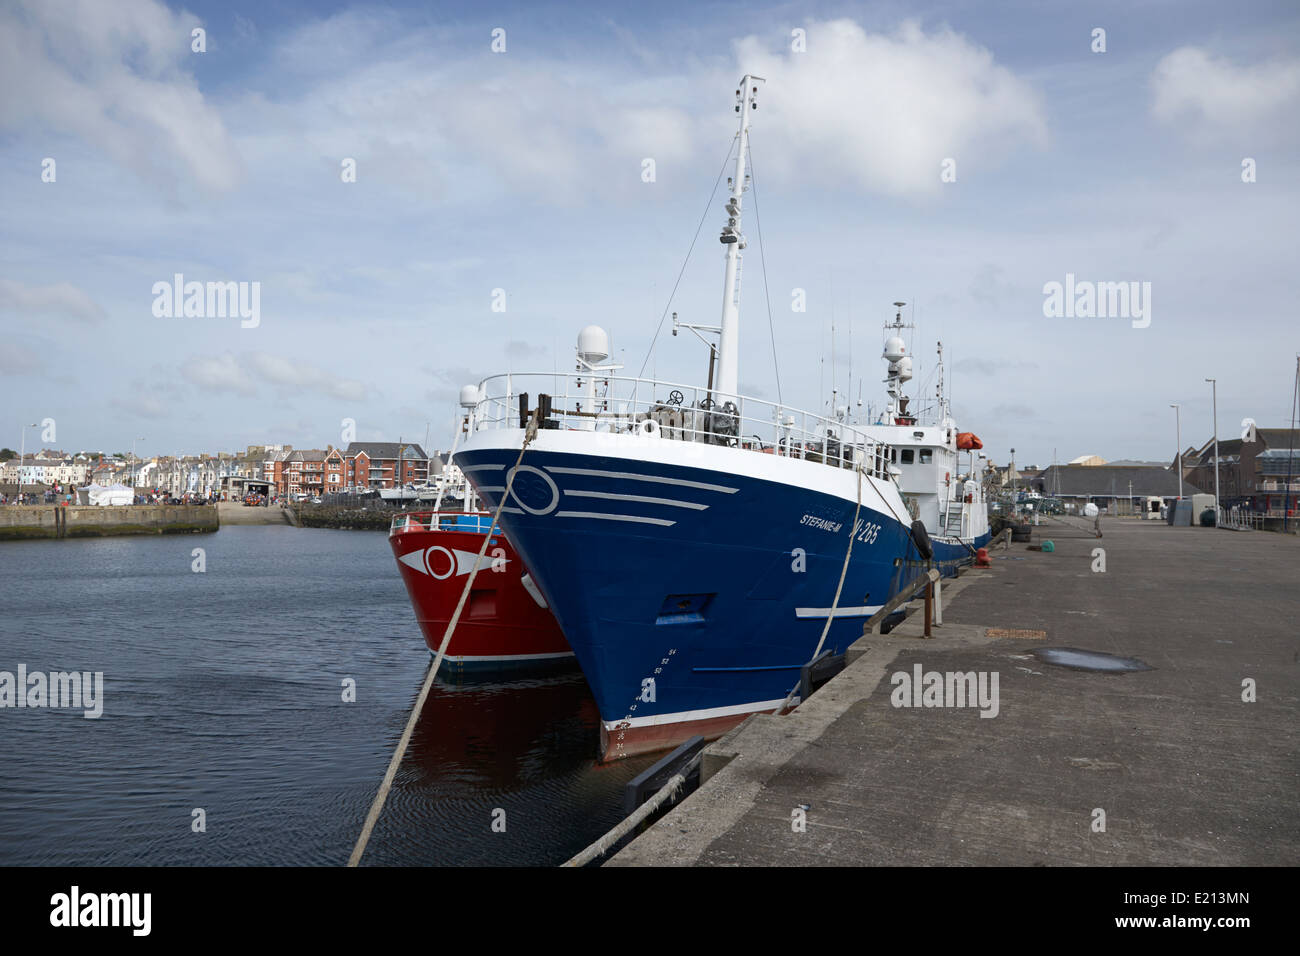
(466, 372), (895, 480)
(388, 510), (495, 536)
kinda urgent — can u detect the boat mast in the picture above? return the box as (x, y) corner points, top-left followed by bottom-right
(881, 301), (914, 425)
(716, 75), (763, 403)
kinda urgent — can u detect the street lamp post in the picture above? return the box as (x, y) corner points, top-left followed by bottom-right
(1010, 447), (1017, 514)
(1205, 379), (1219, 520)
(17, 422), (37, 502)
(1170, 403), (1182, 499)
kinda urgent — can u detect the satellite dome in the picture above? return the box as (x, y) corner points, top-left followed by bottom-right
(896, 355), (913, 382)
(458, 384), (481, 408)
(883, 336), (906, 362)
(577, 325), (610, 364)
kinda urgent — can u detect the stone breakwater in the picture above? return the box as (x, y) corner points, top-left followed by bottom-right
(292, 505), (391, 531)
(0, 505), (218, 540)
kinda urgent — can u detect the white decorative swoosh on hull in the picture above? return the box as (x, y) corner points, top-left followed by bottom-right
(398, 545), (507, 579)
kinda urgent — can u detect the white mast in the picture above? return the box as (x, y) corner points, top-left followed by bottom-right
(716, 75), (763, 403)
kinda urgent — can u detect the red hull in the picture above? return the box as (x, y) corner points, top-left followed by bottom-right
(389, 513), (572, 671)
(601, 712), (755, 761)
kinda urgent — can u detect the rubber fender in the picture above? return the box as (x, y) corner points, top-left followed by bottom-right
(910, 519), (934, 561)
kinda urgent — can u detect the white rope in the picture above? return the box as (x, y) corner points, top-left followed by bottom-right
(773, 461), (864, 716)
(347, 413), (540, 867)
(561, 759), (697, 868)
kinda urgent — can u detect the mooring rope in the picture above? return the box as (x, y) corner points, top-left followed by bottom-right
(347, 412), (541, 867)
(561, 755), (701, 868)
(772, 461), (865, 716)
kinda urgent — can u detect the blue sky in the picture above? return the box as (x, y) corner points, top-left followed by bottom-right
(1, 0), (1297, 465)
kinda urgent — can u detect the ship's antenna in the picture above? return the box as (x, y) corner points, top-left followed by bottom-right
(830, 299), (837, 420)
(715, 74), (764, 404)
(882, 300), (913, 424)
(848, 302), (854, 423)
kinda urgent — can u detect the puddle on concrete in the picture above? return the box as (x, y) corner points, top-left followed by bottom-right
(1034, 647), (1153, 673)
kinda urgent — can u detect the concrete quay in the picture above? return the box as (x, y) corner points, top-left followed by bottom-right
(609, 519), (1298, 866)
(215, 501), (292, 526)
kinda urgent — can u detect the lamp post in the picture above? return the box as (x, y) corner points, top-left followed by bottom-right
(1170, 403), (1182, 499)
(17, 422), (37, 502)
(1010, 447), (1016, 514)
(1205, 379), (1219, 519)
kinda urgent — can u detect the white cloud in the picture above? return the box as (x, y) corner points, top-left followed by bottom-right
(0, 279), (105, 323)
(110, 394), (169, 419)
(180, 350), (366, 401)
(181, 352), (257, 396)
(245, 351), (366, 401)
(730, 19), (1048, 197)
(1152, 47), (1300, 134)
(0, 0), (242, 192)
(236, 10), (698, 205)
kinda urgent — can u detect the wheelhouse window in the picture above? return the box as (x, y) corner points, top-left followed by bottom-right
(901, 449), (915, 464)
(919, 449), (933, 464)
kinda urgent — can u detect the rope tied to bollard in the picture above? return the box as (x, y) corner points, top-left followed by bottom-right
(346, 411), (541, 867)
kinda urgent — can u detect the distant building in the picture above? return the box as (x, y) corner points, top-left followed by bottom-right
(283, 449), (328, 497)
(1068, 454), (1107, 466)
(1035, 464), (1200, 513)
(1185, 427), (1299, 514)
(337, 442), (429, 490)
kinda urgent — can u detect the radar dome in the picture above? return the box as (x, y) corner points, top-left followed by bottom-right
(577, 325), (610, 364)
(458, 384), (481, 408)
(896, 356), (913, 382)
(883, 336), (906, 362)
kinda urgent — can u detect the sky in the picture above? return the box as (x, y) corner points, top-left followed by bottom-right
(1, 0), (1297, 467)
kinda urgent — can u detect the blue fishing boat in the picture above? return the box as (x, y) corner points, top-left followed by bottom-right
(454, 76), (989, 757)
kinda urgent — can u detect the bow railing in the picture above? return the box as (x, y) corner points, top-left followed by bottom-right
(466, 372), (895, 480)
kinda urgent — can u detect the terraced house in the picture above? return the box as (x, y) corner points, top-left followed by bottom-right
(317, 442), (429, 491)
(282, 449), (328, 497)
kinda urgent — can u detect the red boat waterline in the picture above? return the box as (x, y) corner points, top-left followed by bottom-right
(600, 701), (792, 761)
(388, 512), (573, 672)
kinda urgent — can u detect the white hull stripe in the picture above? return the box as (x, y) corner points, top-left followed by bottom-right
(794, 605), (884, 619)
(460, 463), (505, 473)
(606, 697), (792, 730)
(554, 510), (676, 527)
(546, 465), (738, 494)
(564, 489), (708, 510)
(474, 485), (506, 493)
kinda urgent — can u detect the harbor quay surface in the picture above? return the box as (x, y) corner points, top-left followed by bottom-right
(609, 519), (1298, 866)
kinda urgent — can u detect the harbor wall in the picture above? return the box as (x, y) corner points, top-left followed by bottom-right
(0, 505), (219, 540)
(294, 505), (390, 531)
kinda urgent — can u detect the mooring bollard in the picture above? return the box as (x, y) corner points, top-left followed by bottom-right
(924, 579), (934, 637)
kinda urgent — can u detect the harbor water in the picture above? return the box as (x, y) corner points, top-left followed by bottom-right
(0, 526), (651, 866)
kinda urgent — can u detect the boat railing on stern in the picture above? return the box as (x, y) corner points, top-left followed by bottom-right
(467, 372), (895, 481)
(388, 510), (496, 537)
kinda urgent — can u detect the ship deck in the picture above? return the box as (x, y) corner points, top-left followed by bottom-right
(606, 517), (1299, 866)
